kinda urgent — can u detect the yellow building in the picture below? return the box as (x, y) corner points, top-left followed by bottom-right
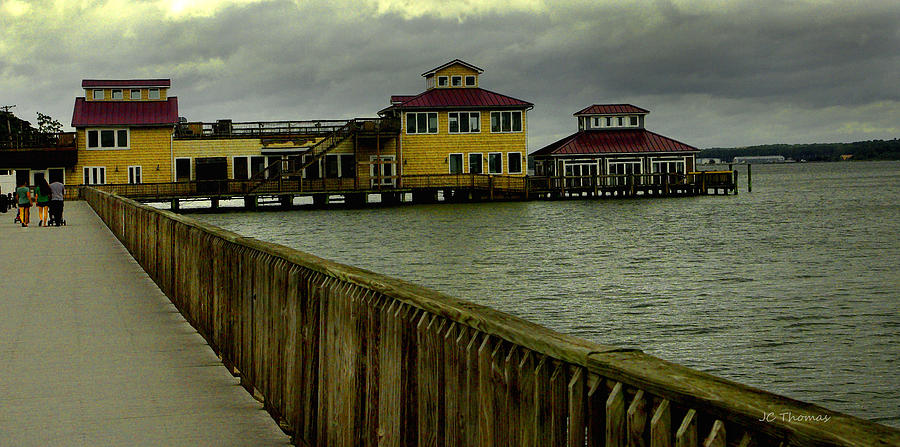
(71, 79), (178, 185)
(379, 60), (532, 178)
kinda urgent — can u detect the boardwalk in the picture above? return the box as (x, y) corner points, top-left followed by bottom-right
(0, 202), (290, 446)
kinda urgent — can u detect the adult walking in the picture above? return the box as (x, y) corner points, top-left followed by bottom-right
(49, 179), (65, 226)
(35, 177), (52, 227)
(16, 179), (31, 227)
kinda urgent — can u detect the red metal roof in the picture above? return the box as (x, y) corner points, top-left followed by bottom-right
(531, 129), (698, 156)
(388, 88), (532, 110)
(82, 79), (171, 88)
(574, 104), (649, 116)
(390, 95), (416, 104)
(71, 97), (179, 127)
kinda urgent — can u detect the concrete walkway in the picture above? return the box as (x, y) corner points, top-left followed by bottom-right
(0, 202), (290, 446)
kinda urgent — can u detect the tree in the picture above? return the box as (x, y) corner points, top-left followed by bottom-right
(36, 112), (62, 134)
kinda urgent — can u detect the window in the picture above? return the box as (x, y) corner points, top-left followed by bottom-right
(652, 160), (685, 174)
(607, 160), (642, 186)
(148, 88), (160, 99)
(128, 166), (142, 184)
(606, 117), (612, 126)
(468, 153), (483, 174)
(370, 155), (395, 186)
(86, 129), (128, 149)
(437, 76), (449, 87)
(448, 153), (463, 174)
(92, 89), (104, 100)
(323, 154), (355, 178)
(465, 75), (476, 86)
(617, 117), (624, 126)
(83, 166), (106, 185)
(233, 155), (266, 179)
(451, 76), (462, 86)
(448, 112), (480, 133)
(630, 116), (639, 126)
(130, 89), (141, 100)
(490, 111), (523, 133)
(488, 152), (502, 174)
(593, 117), (600, 127)
(508, 152), (523, 174)
(111, 89), (123, 100)
(406, 112), (438, 134)
(175, 158), (191, 181)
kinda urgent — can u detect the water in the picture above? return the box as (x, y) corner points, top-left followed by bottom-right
(195, 161), (900, 427)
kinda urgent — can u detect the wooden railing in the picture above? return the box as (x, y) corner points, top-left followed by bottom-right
(83, 187), (899, 447)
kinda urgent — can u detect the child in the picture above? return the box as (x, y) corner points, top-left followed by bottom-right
(16, 179), (31, 227)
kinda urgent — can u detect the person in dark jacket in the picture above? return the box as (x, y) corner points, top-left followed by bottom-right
(49, 180), (65, 226)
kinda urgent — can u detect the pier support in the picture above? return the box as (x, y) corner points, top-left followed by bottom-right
(279, 194), (293, 208)
(345, 193), (367, 207)
(243, 196), (257, 209)
(313, 194), (329, 207)
(412, 190), (438, 204)
(170, 199), (180, 211)
(210, 198), (219, 209)
(380, 192), (401, 205)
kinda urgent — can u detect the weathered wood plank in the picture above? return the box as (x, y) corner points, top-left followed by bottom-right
(736, 432), (753, 447)
(491, 341), (509, 447)
(567, 367), (586, 447)
(517, 351), (536, 447)
(650, 399), (672, 447)
(533, 356), (553, 445)
(606, 382), (626, 447)
(477, 336), (496, 447)
(549, 362), (567, 447)
(464, 331), (482, 446)
(417, 314), (445, 447)
(377, 301), (402, 447)
(364, 294), (383, 447)
(627, 389), (648, 447)
(675, 409), (697, 447)
(505, 347), (522, 447)
(586, 377), (606, 447)
(702, 420), (725, 447)
(443, 323), (462, 447)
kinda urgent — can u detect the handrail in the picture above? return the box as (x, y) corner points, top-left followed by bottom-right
(83, 186), (900, 447)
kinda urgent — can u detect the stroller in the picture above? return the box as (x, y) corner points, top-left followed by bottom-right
(48, 201), (66, 226)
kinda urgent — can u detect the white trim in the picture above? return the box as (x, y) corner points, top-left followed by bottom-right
(490, 111), (523, 133)
(86, 128), (130, 150)
(111, 89), (123, 100)
(447, 111), (481, 134)
(467, 152), (483, 174)
(127, 165), (143, 184)
(369, 155), (395, 186)
(148, 88), (160, 100)
(405, 112), (438, 134)
(130, 89), (141, 100)
(487, 152), (503, 174)
(507, 152), (524, 175)
(82, 166), (106, 185)
(437, 76), (449, 87)
(464, 75), (476, 86)
(92, 89), (104, 100)
(451, 75), (462, 87)
(448, 153), (463, 174)
(174, 157), (192, 181)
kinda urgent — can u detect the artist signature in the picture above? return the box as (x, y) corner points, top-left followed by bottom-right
(759, 411), (832, 423)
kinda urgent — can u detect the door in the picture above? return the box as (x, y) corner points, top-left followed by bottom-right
(370, 155), (395, 186)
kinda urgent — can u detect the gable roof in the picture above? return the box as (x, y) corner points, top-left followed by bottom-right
(82, 79), (171, 88)
(574, 104), (649, 116)
(72, 97), (179, 127)
(531, 129), (699, 156)
(421, 59), (484, 77)
(382, 88), (532, 113)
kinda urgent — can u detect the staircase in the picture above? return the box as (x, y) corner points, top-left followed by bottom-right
(247, 120), (356, 193)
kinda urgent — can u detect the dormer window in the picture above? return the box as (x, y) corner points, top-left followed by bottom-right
(111, 89), (123, 100)
(438, 76), (449, 87)
(149, 88), (160, 99)
(93, 89), (104, 100)
(130, 89), (141, 100)
(630, 116), (638, 126)
(465, 75), (476, 86)
(451, 76), (462, 87)
(606, 117), (612, 126)
(617, 117), (624, 126)
(593, 117), (600, 127)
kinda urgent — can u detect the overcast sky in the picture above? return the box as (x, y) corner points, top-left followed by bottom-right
(2, 0), (898, 150)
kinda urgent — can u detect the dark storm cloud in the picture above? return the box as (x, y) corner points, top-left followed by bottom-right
(2, 0), (898, 148)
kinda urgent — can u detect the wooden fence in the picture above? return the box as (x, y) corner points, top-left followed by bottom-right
(83, 187), (899, 447)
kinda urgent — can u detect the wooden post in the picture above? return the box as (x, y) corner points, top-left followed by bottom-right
(747, 163), (752, 192)
(733, 170), (739, 195)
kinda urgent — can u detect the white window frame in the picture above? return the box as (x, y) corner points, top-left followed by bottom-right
(487, 152), (503, 174)
(437, 76), (449, 87)
(448, 153), (463, 174)
(83, 166), (106, 185)
(92, 89), (104, 100)
(148, 88), (160, 99)
(174, 157), (192, 181)
(86, 128), (130, 150)
(451, 76), (462, 86)
(606, 159), (643, 186)
(127, 165), (142, 184)
(130, 89), (141, 100)
(507, 152), (524, 174)
(490, 111), (524, 133)
(468, 153), (483, 174)
(448, 111), (480, 134)
(369, 155), (395, 186)
(651, 158), (685, 174)
(629, 116), (639, 127)
(465, 75), (476, 86)
(405, 112), (438, 134)
(111, 89), (123, 100)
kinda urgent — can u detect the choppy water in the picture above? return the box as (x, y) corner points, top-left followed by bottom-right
(196, 161), (900, 427)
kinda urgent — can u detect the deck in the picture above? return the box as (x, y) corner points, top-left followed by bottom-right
(0, 202), (290, 445)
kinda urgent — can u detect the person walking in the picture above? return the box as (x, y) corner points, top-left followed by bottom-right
(35, 177), (51, 227)
(16, 179), (31, 227)
(49, 180), (65, 226)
